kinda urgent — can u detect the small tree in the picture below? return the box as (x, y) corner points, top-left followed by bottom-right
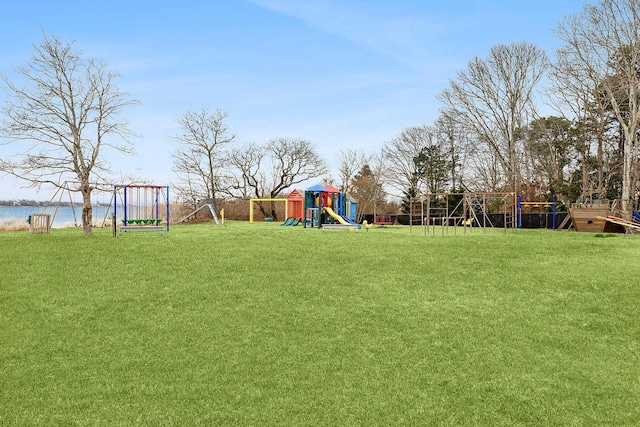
(351, 160), (387, 222)
(383, 125), (433, 199)
(0, 34), (137, 234)
(414, 144), (452, 194)
(172, 108), (235, 207)
(336, 148), (368, 195)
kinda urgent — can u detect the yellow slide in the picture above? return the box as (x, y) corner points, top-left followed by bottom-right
(324, 206), (350, 225)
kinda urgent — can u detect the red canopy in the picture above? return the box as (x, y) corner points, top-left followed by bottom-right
(325, 184), (340, 193)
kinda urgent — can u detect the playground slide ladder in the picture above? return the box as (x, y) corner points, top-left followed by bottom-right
(557, 214), (573, 230)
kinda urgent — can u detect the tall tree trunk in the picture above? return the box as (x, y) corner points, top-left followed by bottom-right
(596, 110), (604, 195)
(581, 144), (589, 199)
(622, 129), (634, 212)
(633, 133), (640, 210)
(81, 183), (93, 235)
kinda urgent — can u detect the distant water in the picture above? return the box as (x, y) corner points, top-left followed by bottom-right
(0, 205), (120, 228)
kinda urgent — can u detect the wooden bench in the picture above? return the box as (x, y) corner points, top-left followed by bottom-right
(322, 223), (361, 231)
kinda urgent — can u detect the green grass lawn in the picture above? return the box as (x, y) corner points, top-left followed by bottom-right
(1, 222), (639, 425)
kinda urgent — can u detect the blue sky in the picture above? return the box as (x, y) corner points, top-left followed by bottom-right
(1, 0), (587, 201)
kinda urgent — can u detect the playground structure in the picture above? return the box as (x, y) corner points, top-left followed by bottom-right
(597, 215), (640, 237)
(249, 190), (305, 224)
(409, 192), (517, 236)
(303, 184), (359, 230)
(113, 184), (169, 235)
(568, 197), (623, 233)
(36, 181), (114, 228)
(517, 196), (557, 230)
(177, 198), (222, 225)
(286, 190), (304, 222)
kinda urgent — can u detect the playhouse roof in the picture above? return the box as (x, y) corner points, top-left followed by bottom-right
(306, 184), (327, 192)
(287, 189), (304, 200)
(325, 184), (340, 193)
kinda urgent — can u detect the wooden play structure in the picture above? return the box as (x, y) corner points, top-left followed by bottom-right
(568, 198), (621, 233)
(597, 215), (640, 237)
(113, 184), (169, 235)
(35, 181), (113, 229)
(286, 190), (304, 222)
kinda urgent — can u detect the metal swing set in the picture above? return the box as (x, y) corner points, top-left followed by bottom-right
(112, 184), (170, 235)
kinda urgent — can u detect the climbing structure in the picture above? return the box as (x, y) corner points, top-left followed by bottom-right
(415, 192), (517, 236)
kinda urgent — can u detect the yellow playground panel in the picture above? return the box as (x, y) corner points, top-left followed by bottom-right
(249, 198), (288, 223)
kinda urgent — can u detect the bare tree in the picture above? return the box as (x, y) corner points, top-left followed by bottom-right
(468, 144), (506, 192)
(548, 17), (620, 200)
(223, 137), (328, 220)
(437, 42), (548, 195)
(382, 125), (434, 198)
(222, 142), (267, 199)
(266, 138), (328, 199)
(0, 34), (137, 234)
(524, 116), (578, 198)
(172, 108), (236, 206)
(553, 0), (640, 210)
(434, 111), (475, 191)
(336, 148), (369, 195)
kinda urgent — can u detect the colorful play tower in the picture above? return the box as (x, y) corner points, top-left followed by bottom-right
(303, 184), (358, 228)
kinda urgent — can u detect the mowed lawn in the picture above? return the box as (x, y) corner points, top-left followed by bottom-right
(1, 222), (638, 425)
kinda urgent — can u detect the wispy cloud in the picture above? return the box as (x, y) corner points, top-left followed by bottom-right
(245, 0), (448, 72)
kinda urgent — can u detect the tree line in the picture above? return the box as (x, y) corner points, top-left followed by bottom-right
(2, 0), (640, 233)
